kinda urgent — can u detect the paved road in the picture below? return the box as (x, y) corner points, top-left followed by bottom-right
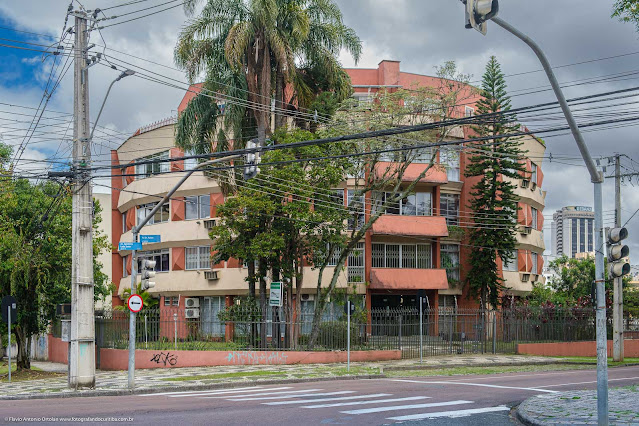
(2, 366), (639, 425)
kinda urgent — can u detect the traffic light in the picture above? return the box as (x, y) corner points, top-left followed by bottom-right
(607, 227), (630, 278)
(140, 259), (156, 290)
(243, 138), (261, 180)
(464, 0), (499, 35)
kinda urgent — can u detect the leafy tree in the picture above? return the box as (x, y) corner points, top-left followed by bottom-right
(612, 0), (639, 32)
(465, 56), (526, 309)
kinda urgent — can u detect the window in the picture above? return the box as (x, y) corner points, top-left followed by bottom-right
(164, 296), (179, 306)
(531, 162), (538, 184)
(347, 190), (365, 230)
(326, 244), (342, 267)
(137, 249), (170, 273)
(372, 191), (432, 216)
(441, 244), (460, 282)
(184, 148), (199, 171)
(412, 147), (433, 164)
(503, 250), (518, 272)
(122, 212), (127, 233)
(135, 151), (169, 179)
(186, 195), (211, 220)
(464, 106), (475, 117)
(587, 219), (594, 252)
(185, 246), (211, 270)
(137, 202), (169, 225)
(531, 207), (538, 230)
(371, 243), (432, 269)
(347, 242), (365, 283)
(579, 219), (586, 253)
(330, 189), (344, 208)
(122, 255), (128, 278)
(531, 252), (538, 274)
(440, 193), (460, 225)
(201, 296), (225, 336)
(571, 219), (578, 257)
(352, 92), (373, 106)
(440, 148), (460, 181)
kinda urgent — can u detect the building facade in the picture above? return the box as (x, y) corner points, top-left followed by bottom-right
(110, 60), (546, 330)
(551, 206), (595, 258)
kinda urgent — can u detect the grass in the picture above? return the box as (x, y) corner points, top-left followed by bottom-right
(385, 363), (595, 378)
(0, 361), (64, 382)
(113, 340), (244, 351)
(554, 356), (639, 366)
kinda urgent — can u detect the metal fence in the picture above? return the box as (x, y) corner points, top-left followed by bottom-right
(57, 306), (625, 362)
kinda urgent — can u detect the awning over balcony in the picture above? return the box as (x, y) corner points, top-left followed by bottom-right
(370, 268), (449, 290)
(371, 215), (448, 237)
(375, 162), (448, 185)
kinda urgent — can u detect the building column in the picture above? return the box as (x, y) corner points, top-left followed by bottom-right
(366, 289), (372, 337)
(431, 291), (439, 336)
(225, 295), (234, 342)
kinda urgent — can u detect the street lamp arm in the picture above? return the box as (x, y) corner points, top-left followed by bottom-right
(492, 17), (601, 183)
(89, 70), (135, 143)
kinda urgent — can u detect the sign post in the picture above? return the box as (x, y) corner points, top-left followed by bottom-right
(417, 290), (426, 364)
(269, 282), (282, 307)
(2, 296), (17, 382)
(127, 294), (143, 313)
(347, 300), (351, 372)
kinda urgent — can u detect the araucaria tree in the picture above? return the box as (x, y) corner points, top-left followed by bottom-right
(465, 56), (525, 309)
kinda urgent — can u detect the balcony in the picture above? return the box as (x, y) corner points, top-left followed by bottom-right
(370, 268), (448, 291)
(371, 215), (448, 237)
(375, 162), (448, 185)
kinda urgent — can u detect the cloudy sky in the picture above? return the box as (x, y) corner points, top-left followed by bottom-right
(1, 0), (638, 262)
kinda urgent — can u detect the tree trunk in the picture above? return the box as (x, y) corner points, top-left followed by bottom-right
(15, 325), (30, 370)
(247, 259), (257, 347)
(259, 259), (267, 350)
(275, 70), (285, 130)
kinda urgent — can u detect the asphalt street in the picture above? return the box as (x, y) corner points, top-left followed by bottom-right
(2, 365), (639, 425)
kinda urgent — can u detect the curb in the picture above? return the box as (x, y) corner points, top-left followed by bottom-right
(383, 360), (564, 371)
(0, 374), (386, 401)
(515, 400), (540, 426)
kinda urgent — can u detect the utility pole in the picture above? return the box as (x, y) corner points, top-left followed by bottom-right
(613, 154), (624, 362)
(69, 11), (95, 388)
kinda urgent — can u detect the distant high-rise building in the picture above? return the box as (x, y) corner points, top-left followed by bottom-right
(552, 206), (595, 258)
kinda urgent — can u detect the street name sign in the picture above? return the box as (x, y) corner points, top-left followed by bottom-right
(119, 242), (143, 251)
(140, 235), (161, 243)
(269, 282), (282, 307)
(1, 295), (17, 325)
(127, 294), (144, 313)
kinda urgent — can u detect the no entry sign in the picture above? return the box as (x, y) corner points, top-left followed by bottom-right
(127, 294), (143, 313)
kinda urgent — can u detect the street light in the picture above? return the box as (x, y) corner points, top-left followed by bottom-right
(90, 69), (135, 141)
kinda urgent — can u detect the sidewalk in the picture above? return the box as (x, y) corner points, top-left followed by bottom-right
(517, 388), (639, 425)
(3, 354), (561, 400)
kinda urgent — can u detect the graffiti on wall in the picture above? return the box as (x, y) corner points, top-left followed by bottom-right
(225, 351), (288, 365)
(150, 352), (178, 366)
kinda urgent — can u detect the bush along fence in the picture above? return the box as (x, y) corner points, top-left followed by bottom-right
(52, 305), (626, 360)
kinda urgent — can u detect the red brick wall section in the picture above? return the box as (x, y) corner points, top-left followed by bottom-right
(98, 348), (402, 370)
(538, 256), (544, 275)
(170, 148), (184, 172)
(126, 255), (132, 275)
(538, 213), (545, 231)
(537, 167), (544, 187)
(171, 197), (185, 221)
(48, 335), (68, 364)
(210, 193), (224, 217)
(125, 166), (135, 184)
(518, 250), (526, 272)
(517, 340), (639, 357)
(126, 209), (135, 230)
(172, 247), (185, 271)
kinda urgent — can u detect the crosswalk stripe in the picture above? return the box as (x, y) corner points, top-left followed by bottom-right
(201, 389), (324, 399)
(388, 405), (510, 421)
(263, 393), (392, 406)
(138, 386), (266, 397)
(227, 391), (355, 401)
(341, 400), (473, 415)
(168, 386), (294, 398)
(303, 396), (431, 409)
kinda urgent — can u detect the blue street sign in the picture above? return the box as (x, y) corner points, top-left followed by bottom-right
(140, 235), (161, 243)
(118, 242), (142, 251)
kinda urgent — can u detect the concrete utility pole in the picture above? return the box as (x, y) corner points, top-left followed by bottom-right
(613, 154), (624, 362)
(69, 11), (95, 388)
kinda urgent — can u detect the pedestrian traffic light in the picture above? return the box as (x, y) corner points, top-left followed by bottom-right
(140, 259), (156, 290)
(243, 138), (261, 180)
(464, 0), (499, 35)
(607, 227), (630, 278)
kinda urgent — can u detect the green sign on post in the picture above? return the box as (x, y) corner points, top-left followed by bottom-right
(269, 282), (282, 307)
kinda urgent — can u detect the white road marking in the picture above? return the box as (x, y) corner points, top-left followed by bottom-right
(389, 405), (510, 421)
(166, 386), (295, 398)
(263, 393), (392, 406)
(341, 400), (473, 415)
(391, 379), (559, 393)
(202, 389), (324, 399)
(537, 376), (639, 388)
(227, 391), (355, 401)
(303, 396), (431, 409)
(138, 386), (267, 397)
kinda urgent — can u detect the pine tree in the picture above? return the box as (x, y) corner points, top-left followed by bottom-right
(465, 56), (526, 309)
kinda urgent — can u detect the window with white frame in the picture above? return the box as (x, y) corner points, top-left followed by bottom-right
(122, 212), (127, 233)
(502, 250), (518, 272)
(441, 244), (460, 282)
(371, 243), (432, 269)
(185, 246), (212, 270)
(440, 148), (460, 181)
(347, 190), (365, 230)
(531, 207), (538, 230)
(185, 195), (211, 220)
(137, 202), (169, 225)
(122, 255), (128, 278)
(372, 191), (432, 216)
(135, 151), (169, 179)
(137, 249), (170, 272)
(531, 252), (538, 274)
(440, 193), (459, 225)
(352, 92), (373, 106)
(326, 244), (342, 266)
(465, 106), (475, 117)
(531, 162), (538, 184)
(184, 148), (198, 170)
(347, 242), (365, 282)
(164, 296), (179, 306)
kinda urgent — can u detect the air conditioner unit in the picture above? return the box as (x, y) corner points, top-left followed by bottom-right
(521, 273), (531, 282)
(521, 179), (530, 188)
(204, 270), (219, 281)
(531, 181), (537, 191)
(185, 308), (200, 319)
(300, 294), (314, 301)
(203, 219), (217, 230)
(184, 297), (200, 308)
(524, 226), (532, 235)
